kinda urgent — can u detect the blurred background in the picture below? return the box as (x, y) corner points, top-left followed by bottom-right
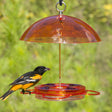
(0, 0), (112, 111)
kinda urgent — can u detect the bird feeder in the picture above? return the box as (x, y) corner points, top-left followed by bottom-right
(20, 1), (100, 101)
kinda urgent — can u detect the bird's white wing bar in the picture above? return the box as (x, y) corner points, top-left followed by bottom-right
(26, 79), (36, 82)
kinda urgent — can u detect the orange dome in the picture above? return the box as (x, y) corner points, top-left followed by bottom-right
(20, 15), (101, 43)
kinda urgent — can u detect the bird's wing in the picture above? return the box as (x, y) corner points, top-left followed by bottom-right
(9, 72), (40, 85)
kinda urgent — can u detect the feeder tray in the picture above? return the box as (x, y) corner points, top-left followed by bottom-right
(22, 83), (100, 101)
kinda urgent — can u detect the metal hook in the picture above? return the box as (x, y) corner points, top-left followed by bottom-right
(56, 1), (66, 13)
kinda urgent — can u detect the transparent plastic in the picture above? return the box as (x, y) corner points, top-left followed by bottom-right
(20, 15), (101, 43)
(21, 83), (100, 101)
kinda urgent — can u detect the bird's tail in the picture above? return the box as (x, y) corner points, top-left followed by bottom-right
(0, 90), (14, 101)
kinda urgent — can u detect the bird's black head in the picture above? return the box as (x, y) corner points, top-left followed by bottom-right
(34, 66), (50, 75)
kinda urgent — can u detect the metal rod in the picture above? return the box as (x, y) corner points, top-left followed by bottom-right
(59, 43), (61, 87)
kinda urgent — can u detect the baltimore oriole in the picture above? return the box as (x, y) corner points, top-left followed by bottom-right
(0, 66), (50, 101)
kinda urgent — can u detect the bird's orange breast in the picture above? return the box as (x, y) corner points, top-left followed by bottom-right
(22, 83), (34, 89)
(31, 74), (42, 80)
(11, 83), (34, 91)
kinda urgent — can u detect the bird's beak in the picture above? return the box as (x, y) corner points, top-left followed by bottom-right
(45, 68), (50, 71)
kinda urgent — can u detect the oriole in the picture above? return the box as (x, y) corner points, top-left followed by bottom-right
(0, 66), (50, 101)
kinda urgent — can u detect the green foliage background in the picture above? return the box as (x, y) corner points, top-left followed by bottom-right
(0, 0), (112, 111)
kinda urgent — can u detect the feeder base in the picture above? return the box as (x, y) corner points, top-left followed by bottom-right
(21, 83), (100, 101)
(36, 94), (85, 101)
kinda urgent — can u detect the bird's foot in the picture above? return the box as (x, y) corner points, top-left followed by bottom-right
(21, 89), (31, 95)
(25, 90), (31, 95)
(21, 89), (25, 94)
